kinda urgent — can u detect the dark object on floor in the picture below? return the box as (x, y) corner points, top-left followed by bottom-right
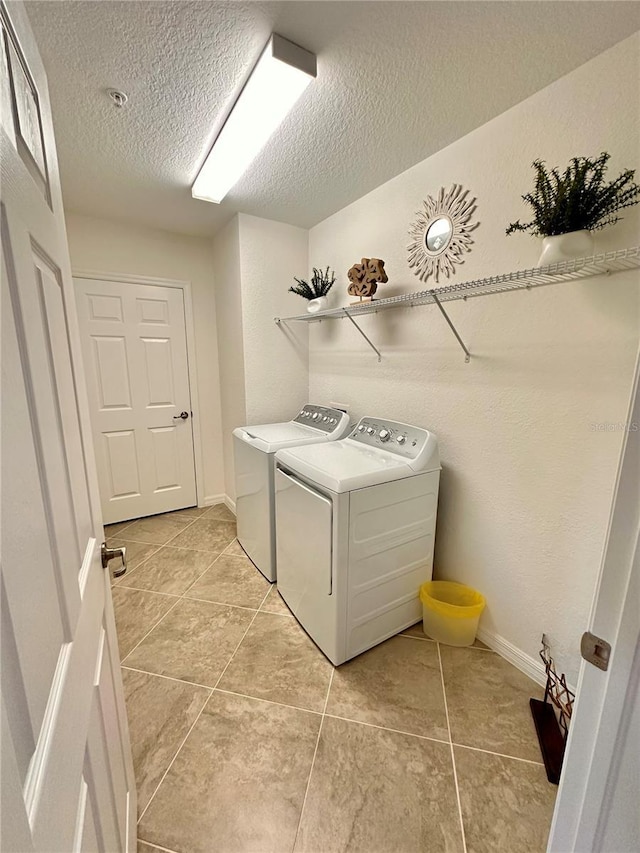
(530, 634), (575, 785)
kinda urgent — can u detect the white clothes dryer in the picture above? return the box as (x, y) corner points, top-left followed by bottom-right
(233, 405), (350, 581)
(274, 417), (440, 665)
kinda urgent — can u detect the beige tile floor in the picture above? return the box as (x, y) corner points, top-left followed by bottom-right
(107, 507), (557, 853)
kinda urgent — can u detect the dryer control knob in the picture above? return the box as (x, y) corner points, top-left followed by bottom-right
(367, 427), (376, 436)
(358, 425), (366, 432)
(379, 429), (390, 442)
(396, 434), (407, 445)
(312, 413), (320, 420)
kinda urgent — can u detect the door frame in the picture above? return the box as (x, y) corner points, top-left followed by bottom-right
(72, 269), (205, 510)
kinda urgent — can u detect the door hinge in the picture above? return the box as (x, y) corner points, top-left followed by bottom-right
(580, 631), (611, 671)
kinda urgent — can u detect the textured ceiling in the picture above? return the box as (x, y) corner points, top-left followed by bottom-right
(26, 1), (640, 237)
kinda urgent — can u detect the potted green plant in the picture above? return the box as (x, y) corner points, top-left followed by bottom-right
(289, 267), (336, 313)
(506, 152), (640, 266)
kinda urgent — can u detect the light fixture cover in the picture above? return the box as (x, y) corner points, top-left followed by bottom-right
(192, 34), (317, 204)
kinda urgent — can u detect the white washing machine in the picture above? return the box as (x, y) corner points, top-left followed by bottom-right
(274, 417), (440, 665)
(233, 405), (351, 581)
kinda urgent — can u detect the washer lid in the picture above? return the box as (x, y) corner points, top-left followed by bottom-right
(275, 440), (421, 493)
(233, 421), (342, 453)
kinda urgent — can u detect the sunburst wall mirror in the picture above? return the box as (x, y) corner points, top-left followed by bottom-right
(407, 184), (479, 283)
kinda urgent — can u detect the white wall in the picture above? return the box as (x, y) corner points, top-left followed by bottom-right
(212, 216), (246, 501)
(238, 214), (309, 424)
(213, 214), (309, 500)
(66, 212), (225, 503)
(307, 34), (640, 684)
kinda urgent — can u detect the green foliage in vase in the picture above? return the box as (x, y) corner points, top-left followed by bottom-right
(506, 152), (640, 237)
(289, 267), (336, 300)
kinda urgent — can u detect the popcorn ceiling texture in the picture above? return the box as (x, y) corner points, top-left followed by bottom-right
(26, 1), (640, 238)
(307, 35), (640, 685)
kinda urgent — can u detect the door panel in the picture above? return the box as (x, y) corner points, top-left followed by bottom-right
(76, 278), (196, 523)
(1, 3), (136, 850)
(141, 337), (174, 405)
(93, 336), (131, 409)
(104, 430), (141, 498)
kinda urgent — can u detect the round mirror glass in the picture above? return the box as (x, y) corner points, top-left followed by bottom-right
(425, 217), (452, 253)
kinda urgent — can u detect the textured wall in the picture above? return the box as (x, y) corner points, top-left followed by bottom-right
(212, 217), (246, 500)
(238, 214), (309, 425)
(66, 212), (225, 502)
(213, 214), (309, 500)
(307, 34), (640, 683)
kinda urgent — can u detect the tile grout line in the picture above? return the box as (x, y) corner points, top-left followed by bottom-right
(121, 665), (215, 693)
(121, 667), (544, 767)
(213, 686), (323, 715)
(136, 685), (213, 826)
(137, 840), (181, 853)
(399, 632), (494, 652)
(133, 533), (244, 829)
(111, 512), (238, 840)
(120, 595), (183, 665)
(210, 585), (273, 691)
(452, 742), (545, 767)
(292, 667), (335, 851)
(136, 577), (269, 825)
(117, 526), (237, 658)
(112, 544), (163, 587)
(116, 587), (180, 599)
(322, 712), (451, 746)
(437, 642), (468, 853)
(111, 512), (207, 585)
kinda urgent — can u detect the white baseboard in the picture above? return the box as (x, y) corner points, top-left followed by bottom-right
(224, 496), (236, 514)
(201, 494), (226, 507)
(476, 626), (547, 688)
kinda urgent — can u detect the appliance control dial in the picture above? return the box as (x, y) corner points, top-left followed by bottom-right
(358, 425), (366, 433)
(396, 434), (407, 445)
(379, 429), (390, 442)
(312, 413), (320, 420)
(367, 427), (376, 436)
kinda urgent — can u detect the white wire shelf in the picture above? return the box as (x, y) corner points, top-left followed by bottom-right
(274, 246), (640, 362)
(275, 246), (640, 323)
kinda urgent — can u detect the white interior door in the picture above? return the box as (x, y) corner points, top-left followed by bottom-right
(548, 352), (639, 851)
(1, 4), (135, 851)
(75, 277), (197, 524)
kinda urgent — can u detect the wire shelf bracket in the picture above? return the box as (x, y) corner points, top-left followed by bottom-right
(341, 308), (382, 361)
(274, 246), (639, 362)
(431, 292), (471, 362)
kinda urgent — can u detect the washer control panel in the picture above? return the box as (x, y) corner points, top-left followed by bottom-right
(350, 417), (430, 459)
(294, 404), (349, 434)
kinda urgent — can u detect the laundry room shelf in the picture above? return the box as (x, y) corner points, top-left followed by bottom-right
(274, 246), (640, 362)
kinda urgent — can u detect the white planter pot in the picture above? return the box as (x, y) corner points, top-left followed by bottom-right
(538, 230), (595, 267)
(307, 295), (328, 313)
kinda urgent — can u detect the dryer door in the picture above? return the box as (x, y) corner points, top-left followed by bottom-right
(276, 469), (333, 616)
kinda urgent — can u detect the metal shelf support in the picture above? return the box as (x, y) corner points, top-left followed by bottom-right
(274, 247), (639, 363)
(431, 292), (471, 362)
(342, 308), (382, 361)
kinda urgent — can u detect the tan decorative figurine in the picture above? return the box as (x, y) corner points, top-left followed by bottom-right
(347, 257), (388, 302)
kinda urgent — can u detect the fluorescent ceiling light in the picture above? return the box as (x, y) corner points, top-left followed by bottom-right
(192, 34), (317, 204)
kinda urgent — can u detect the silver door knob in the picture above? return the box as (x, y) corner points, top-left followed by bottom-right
(173, 411), (189, 420)
(101, 542), (127, 577)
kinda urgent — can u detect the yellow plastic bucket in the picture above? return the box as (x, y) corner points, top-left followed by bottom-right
(419, 581), (486, 647)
